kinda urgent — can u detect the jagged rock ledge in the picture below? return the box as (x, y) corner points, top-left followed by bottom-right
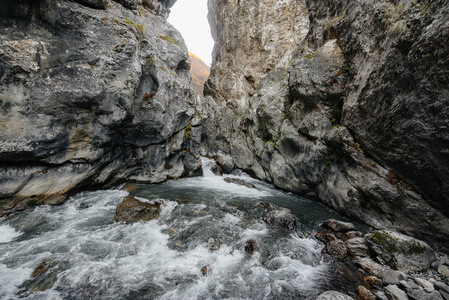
(0, 0), (204, 215)
(201, 0), (449, 252)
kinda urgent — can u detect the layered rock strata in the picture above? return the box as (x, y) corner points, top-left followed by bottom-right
(202, 0), (449, 250)
(0, 0), (202, 214)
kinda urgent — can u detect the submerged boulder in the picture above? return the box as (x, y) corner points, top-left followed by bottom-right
(115, 196), (161, 223)
(365, 230), (436, 273)
(223, 178), (256, 189)
(21, 259), (58, 293)
(263, 209), (297, 230)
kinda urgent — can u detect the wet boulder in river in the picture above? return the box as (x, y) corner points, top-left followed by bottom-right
(263, 209), (297, 230)
(244, 239), (257, 254)
(322, 219), (356, 233)
(205, 161), (223, 176)
(223, 177), (256, 189)
(115, 196), (161, 223)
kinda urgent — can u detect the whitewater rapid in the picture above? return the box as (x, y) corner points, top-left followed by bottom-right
(0, 158), (353, 299)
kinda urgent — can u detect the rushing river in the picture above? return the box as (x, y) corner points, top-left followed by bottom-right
(0, 158), (363, 299)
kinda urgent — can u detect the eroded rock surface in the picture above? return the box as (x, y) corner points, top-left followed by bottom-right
(202, 0), (449, 251)
(366, 230), (436, 273)
(223, 177), (255, 188)
(263, 209), (297, 230)
(0, 0), (202, 214)
(115, 196), (161, 223)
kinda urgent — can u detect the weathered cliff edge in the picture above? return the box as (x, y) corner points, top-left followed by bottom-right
(202, 0), (449, 251)
(0, 0), (203, 214)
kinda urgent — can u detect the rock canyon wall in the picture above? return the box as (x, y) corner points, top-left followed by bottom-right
(202, 0), (449, 250)
(0, 0), (202, 214)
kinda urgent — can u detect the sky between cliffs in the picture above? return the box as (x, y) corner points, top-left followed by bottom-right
(168, 0), (214, 66)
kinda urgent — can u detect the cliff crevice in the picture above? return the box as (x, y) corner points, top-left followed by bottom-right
(202, 0), (449, 251)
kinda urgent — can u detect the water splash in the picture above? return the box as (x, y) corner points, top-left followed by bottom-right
(0, 159), (351, 299)
(0, 224), (22, 243)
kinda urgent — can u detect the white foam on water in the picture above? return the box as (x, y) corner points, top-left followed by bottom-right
(0, 263), (32, 299)
(165, 157), (272, 199)
(0, 181), (333, 299)
(0, 224), (22, 243)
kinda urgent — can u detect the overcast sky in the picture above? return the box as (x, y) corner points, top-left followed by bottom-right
(168, 0), (214, 66)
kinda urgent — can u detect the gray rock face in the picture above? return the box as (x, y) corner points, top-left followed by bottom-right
(0, 0), (203, 214)
(384, 285), (409, 300)
(202, 0), (449, 251)
(365, 231), (436, 273)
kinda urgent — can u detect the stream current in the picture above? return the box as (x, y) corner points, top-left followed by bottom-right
(0, 158), (361, 299)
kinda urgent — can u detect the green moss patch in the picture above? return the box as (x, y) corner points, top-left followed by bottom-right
(157, 35), (181, 48)
(370, 231), (427, 255)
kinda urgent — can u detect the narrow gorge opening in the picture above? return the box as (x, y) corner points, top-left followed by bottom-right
(1, 0), (448, 299)
(168, 0), (213, 95)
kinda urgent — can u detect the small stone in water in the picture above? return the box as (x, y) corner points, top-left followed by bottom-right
(223, 177), (256, 189)
(32, 260), (55, 278)
(244, 239), (257, 254)
(258, 202), (270, 208)
(155, 200), (167, 207)
(201, 265), (211, 276)
(207, 239), (221, 251)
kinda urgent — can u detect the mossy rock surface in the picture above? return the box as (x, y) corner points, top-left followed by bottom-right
(365, 230), (436, 273)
